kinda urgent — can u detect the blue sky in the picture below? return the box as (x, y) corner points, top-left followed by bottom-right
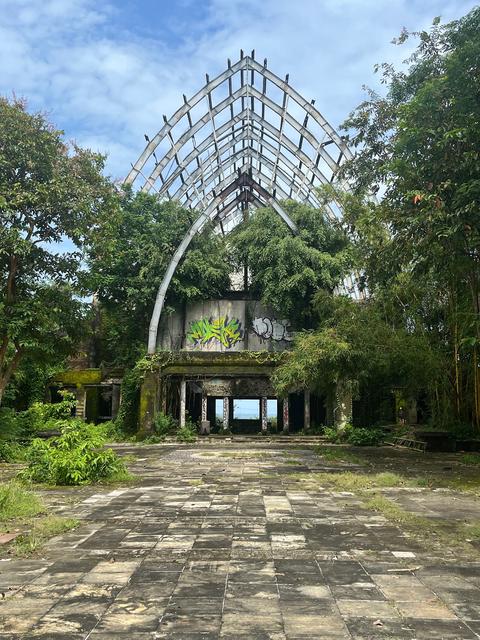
(0, 0), (477, 183)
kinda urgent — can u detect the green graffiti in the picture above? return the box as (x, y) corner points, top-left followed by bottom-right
(187, 316), (242, 348)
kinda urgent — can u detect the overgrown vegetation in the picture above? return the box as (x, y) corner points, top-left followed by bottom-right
(0, 482), (78, 556)
(20, 420), (129, 486)
(322, 424), (385, 446)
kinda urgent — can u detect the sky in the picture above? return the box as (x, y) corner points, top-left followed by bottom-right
(0, 0), (477, 184)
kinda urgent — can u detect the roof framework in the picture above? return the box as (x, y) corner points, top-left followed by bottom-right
(124, 52), (353, 353)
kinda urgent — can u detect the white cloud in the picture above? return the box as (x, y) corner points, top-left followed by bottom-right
(0, 0), (477, 180)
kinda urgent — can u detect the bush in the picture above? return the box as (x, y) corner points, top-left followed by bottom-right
(347, 427), (384, 446)
(17, 390), (76, 433)
(153, 412), (177, 438)
(323, 424), (384, 446)
(19, 420), (129, 485)
(177, 420), (197, 443)
(0, 441), (26, 462)
(323, 425), (345, 443)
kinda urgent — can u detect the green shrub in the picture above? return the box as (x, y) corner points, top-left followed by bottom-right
(347, 427), (384, 446)
(0, 441), (26, 462)
(19, 420), (129, 485)
(177, 420), (197, 443)
(323, 425), (345, 443)
(18, 390), (76, 433)
(323, 424), (384, 446)
(153, 412), (177, 438)
(0, 407), (24, 440)
(460, 453), (480, 466)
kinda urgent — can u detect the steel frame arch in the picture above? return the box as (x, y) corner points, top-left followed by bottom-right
(147, 171), (297, 352)
(125, 53), (354, 352)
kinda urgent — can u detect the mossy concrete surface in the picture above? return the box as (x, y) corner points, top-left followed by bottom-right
(1, 442), (480, 638)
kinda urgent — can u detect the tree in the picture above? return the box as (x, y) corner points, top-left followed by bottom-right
(229, 201), (351, 325)
(273, 293), (442, 424)
(88, 188), (231, 364)
(339, 8), (480, 429)
(0, 98), (118, 405)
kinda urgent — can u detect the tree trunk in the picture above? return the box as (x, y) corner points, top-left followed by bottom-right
(0, 345), (23, 407)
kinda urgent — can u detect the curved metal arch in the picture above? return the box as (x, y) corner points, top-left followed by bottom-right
(125, 55), (351, 188)
(166, 121), (323, 209)
(147, 172), (297, 352)
(173, 129), (326, 212)
(125, 53), (354, 352)
(143, 108), (338, 218)
(134, 86), (342, 202)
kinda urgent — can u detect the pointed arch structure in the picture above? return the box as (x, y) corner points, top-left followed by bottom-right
(124, 52), (354, 353)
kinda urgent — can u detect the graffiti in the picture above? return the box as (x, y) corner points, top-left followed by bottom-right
(252, 317), (293, 342)
(187, 316), (242, 348)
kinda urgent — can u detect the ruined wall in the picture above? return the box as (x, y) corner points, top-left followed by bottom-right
(157, 299), (293, 353)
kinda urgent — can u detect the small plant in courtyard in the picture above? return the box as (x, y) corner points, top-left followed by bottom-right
(19, 420), (129, 485)
(460, 453), (480, 466)
(0, 482), (45, 519)
(14, 516), (79, 556)
(153, 412), (178, 438)
(177, 419), (198, 443)
(323, 424), (385, 446)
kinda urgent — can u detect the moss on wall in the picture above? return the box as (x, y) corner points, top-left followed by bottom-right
(139, 371), (157, 434)
(54, 369), (103, 386)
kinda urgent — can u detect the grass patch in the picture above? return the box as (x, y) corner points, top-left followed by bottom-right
(0, 482), (79, 557)
(0, 482), (45, 519)
(199, 451), (272, 459)
(14, 516), (79, 556)
(365, 494), (430, 527)
(460, 453), (480, 466)
(284, 458), (303, 465)
(98, 468), (135, 485)
(364, 494), (480, 555)
(289, 471), (417, 492)
(315, 446), (364, 465)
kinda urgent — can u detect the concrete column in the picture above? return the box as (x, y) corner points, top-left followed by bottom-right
(334, 380), (353, 430)
(261, 397), (268, 433)
(139, 371), (158, 434)
(304, 389), (311, 431)
(111, 384), (121, 419)
(74, 386), (86, 421)
(407, 398), (418, 424)
(201, 394), (208, 422)
(282, 397), (289, 433)
(180, 378), (186, 428)
(223, 397), (230, 431)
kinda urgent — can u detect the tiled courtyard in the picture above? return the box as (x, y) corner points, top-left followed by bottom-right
(1, 443), (480, 639)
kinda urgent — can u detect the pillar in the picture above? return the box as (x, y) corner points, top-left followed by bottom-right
(407, 397), (418, 424)
(304, 389), (311, 431)
(261, 396), (268, 433)
(139, 371), (158, 434)
(282, 397), (289, 433)
(201, 394), (208, 422)
(74, 386), (86, 421)
(180, 378), (186, 428)
(111, 384), (121, 419)
(334, 380), (353, 430)
(223, 397), (230, 431)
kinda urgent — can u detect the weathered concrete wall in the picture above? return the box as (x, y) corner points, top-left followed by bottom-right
(157, 298), (293, 353)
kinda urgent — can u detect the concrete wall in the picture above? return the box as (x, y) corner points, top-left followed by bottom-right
(157, 298), (293, 352)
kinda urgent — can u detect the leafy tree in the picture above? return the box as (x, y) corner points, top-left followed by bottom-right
(88, 188), (231, 364)
(273, 293), (441, 410)
(0, 98), (118, 405)
(339, 8), (480, 429)
(230, 201), (351, 324)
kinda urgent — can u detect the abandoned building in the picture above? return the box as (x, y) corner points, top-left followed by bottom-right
(55, 52), (366, 434)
